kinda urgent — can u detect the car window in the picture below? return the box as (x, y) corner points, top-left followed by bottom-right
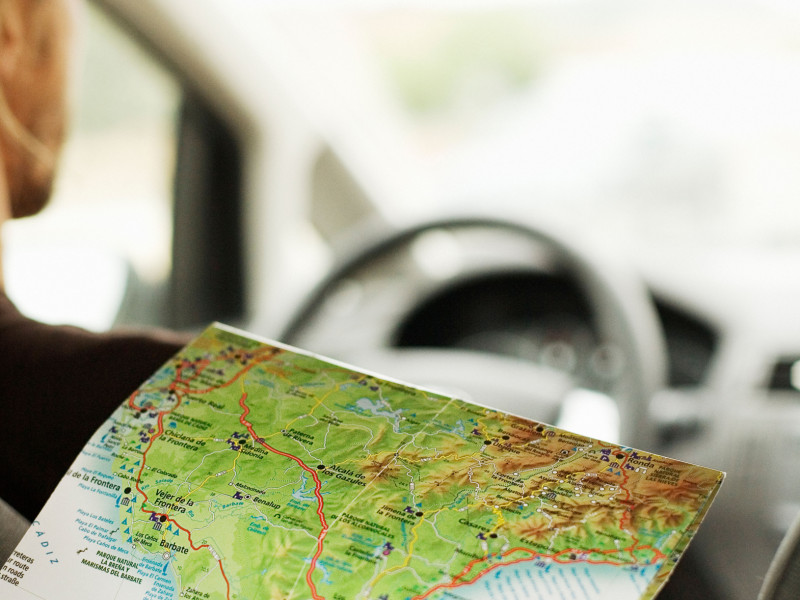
(2, 2), (180, 331)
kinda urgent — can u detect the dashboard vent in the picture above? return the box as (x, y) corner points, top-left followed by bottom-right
(652, 300), (718, 387)
(768, 358), (800, 391)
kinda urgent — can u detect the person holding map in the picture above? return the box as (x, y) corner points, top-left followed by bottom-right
(0, 0), (186, 533)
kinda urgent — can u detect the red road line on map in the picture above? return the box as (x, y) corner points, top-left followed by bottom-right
(617, 459), (633, 533)
(635, 545), (667, 562)
(411, 549), (541, 600)
(238, 392), (329, 600)
(175, 359), (210, 386)
(172, 349), (273, 395)
(583, 450), (664, 564)
(218, 560), (232, 597)
(128, 388), (233, 600)
(611, 455), (667, 563)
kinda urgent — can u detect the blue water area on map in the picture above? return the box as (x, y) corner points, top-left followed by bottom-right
(89, 412), (181, 599)
(139, 555), (179, 600)
(452, 560), (660, 600)
(291, 471), (317, 503)
(355, 398), (404, 431)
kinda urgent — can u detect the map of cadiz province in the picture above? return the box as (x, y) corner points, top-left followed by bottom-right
(3, 324), (723, 600)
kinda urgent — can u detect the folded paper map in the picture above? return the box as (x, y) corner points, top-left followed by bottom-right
(1, 323), (723, 599)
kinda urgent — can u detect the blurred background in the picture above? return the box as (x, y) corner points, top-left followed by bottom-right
(7, 0), (800, 333)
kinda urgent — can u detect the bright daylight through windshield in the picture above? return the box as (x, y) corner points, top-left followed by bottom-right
(223, 0), (800, 258)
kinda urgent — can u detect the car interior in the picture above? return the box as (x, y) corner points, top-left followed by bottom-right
(5, 0), (800, 598)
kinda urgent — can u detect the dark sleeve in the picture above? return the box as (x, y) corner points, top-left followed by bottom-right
(0, 292), (191, 520)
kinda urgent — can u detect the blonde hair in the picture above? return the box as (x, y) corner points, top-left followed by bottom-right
(0, 0), (56, 172)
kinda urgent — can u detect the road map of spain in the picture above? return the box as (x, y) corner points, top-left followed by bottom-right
(3, 324), (723, 600)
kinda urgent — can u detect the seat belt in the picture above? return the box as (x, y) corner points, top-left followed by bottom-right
(0, 498), (29, 565)
(759, 512), (800, 600)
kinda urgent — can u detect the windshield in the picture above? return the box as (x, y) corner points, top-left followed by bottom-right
(221, 0), (800, 257)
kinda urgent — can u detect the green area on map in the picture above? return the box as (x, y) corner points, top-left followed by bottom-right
(108, 324), (723, 600)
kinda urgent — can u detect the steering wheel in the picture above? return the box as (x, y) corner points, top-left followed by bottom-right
(280, 217), (666, 450)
